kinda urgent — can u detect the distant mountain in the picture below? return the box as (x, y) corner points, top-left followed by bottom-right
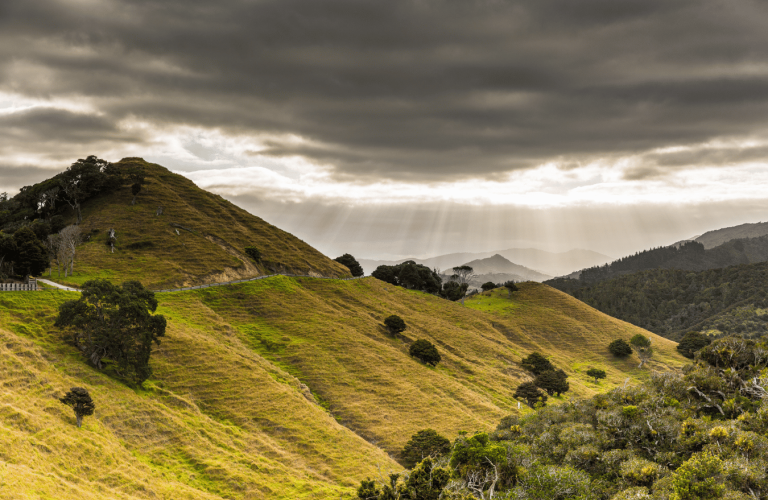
(695, 221), (768, 249)
(359, 247), (610, 277)
(461, 254), (551, 281)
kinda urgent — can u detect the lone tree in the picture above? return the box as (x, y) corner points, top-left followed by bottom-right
(440, 280), (468, 302)
(451, 265), (475, 305)
(481, 281), (496, 292)
(534, 369), (570, 397)
(384, 314), (407, 335)
(59, 387), (95, 428)
(677, 331), (712, 359)
(504, 281), (518, 298)
(55, 279), (167, 386)
(630, 334), (653, 367)
(520, 352), (555, 375)
(244, 246), (261, 262)
(515, 382), (548, 408)
(609, 339), (633, 358)
(586, 368), (607, 384)
(334, 254), (364, 277)
(409, 339), (441, 366)
(401, 429), (451, 468)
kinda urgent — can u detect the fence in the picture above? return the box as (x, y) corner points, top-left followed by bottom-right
(0, 281), (38, 291)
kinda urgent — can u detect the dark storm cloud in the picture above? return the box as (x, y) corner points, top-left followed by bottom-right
(2, 0), (768, 180)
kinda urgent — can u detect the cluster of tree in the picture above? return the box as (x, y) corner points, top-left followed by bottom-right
(480, 280), (520, 297)
(515, 352), (570, 407)
(547, 235), (768, 295)
(607, 335), (654, 367)
(549, 261), (768, 341)
(334, 253), (364, 277)
(373, 261), (480, 304)
(359, 335), (768, 499)
(55, 279), (166, 386)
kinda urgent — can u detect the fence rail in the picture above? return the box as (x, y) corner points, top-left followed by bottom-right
(0, 282), (38, 291)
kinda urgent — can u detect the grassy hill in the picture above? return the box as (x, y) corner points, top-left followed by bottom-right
(53, 158), (350, 288)
(0, 278), (685, 499)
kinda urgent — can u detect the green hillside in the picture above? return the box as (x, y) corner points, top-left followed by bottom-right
(0, 278), (686, 499)
(32, 157), (351, 289)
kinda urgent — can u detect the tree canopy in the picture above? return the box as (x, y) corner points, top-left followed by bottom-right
(609, 338), (633, 358)
(59, 387), (96, 428)
(409, 339), (441, 366)
(334, 253), (364, 277)
(372, 261), (442, 294)
(677, 331), (712, 359)
(520, 352), (555, 375)
(401, 429), (451, 469)
(384, 314), (406, 335)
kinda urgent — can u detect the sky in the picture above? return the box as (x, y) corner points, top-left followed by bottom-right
(2, 0), (768, 259)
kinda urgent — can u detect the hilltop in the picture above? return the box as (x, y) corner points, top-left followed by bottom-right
(694, 220), (768, 248)
(461, 254), (552, 282)
(4, 157), (350, 289)
(0, 278), (686, 499)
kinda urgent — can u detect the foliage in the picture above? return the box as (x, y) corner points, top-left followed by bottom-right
(334, 253), (364, 277)
(534, 369), (570, 396)
(55, 279), (166, 385)
(671, 452), (724, 500)
(409, 339), (441, 366)
(504, 281), (519, 293)
(59, 387), (95, 428)
(357, 458), (451, 500)
(384, 314), (406, 335)
(372, 261), (442, 294)
(609, 339), (633, 358)
(12, 227), (49, 277)
(586, 368), (607, 383)
(520, 352), (555, 375)
(630, 334), (651, 348)
(514, 381), (547, 408)
(677, 331), (712, 359)
(244, 246), (261, 262)
(440, 280), (469, 301)
(481, 281), (497, 292)
(401, 429), (451, 468)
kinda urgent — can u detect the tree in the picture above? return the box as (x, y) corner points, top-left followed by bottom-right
(334, 253), (364, 277)
(401, 429), (451, 468)
(586, 368), (607, 383)
(58, 224), (82, 276)
(451, 265), (475, 305)
(244, 246), (261, 262)
(0, 232), (17, 278)
(630, 334), (653, 367)
(409, 339), (441, 366)
(12, 227), (48, 278)
(129, 167), (145, 205)
(534, 369), (570, 396)
(481, 281), (496, 292)
(59, 387), (95, 428)
(58, 155), (114, 224)
(514, 382), (548, 408)
(520, 352), (555, 375)
(55, 279), (166, 386)
(504, 281), (518, 298)
(372, 261), (442, 294)
(440, 280), (469, 301)
(677, 331), (712, 359)
(609, 339), (633, 358)
(384, 314), (406, 335)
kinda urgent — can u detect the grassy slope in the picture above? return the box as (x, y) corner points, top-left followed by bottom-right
(58, 158), (350, 289)
(0, 291), (394, 500)
(167, 278), (686, 460)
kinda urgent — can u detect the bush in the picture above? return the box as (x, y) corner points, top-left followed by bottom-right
(630, 334), (651, 349)
(481, 281), (497, 292)
(609, 339), (633, 358)
(334, 253), (364, 277)
(244, 246), (261, 262)
(409, 339), (441, 366)
(671, 452), (724, 500)
(520, 352), (555, 375)
(384, 315), (406, 335)
(515, 381), (548, 408)
(535, 369), (570, 396)
(440, 280), (468, 301)
(401, 429), (451, 468)
(586, 368), (607, 383)
(677, 331), (712, 359)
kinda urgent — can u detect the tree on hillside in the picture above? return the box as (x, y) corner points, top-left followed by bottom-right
(515, 382), (548, 408)
(244, 246), (261, 262)
(13, 227), (48, 278)
(58, 225), (82, 276)
(0, 232), (17, 278)
(372, 261), (442, 294)
(440, 280), (469, 302)
(59, 387), (95, 428)
(55, 279), (166, 386)
(409, 339), (441, 366)
(630, 334), (653, 367)
(586, 368), (607, 383)
(384, 315), (406, 335)
(129, 167), (145, 205)
(609, 339), (633, 358)
(451, 265), (475, 305)
(520, 352), (555, 375)
(481, 281), (496, 292)
(59, 155), (116, 224)
(677, 331), (712, 359)
(334, 253), (364, 277)
(534, 369), (570, 397)
(401, 429), (451, 468)
(504, 281), (518, 298)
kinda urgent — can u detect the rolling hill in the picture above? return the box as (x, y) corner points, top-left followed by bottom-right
(694, 220), (768, 248)
(461, 254), (552, 281)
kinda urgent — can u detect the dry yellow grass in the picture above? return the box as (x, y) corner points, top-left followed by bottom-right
(55, 158), (350, 289)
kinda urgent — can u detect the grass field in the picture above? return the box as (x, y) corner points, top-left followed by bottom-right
(51, 158), (350, 289)
(0, 278), (686, 499)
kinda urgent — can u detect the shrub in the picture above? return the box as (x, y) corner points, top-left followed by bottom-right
(515, 382), (548, 408)
(244, 246), (261, 262)
(401, 429), (451, 468)
(677, 331), (712, 359)
(481, 281), (497, 292)
(586, 368), (607, 383)
(384, 315), (407, 335)
(334, 253), (364, 277)
(671, 452), (724, 500)
(609, 339), (633, 358)
(520, 352), (555, 375)
(409, 340), (441, 366)
(630, 334), (651, 349)
(59, 387), (95, 428)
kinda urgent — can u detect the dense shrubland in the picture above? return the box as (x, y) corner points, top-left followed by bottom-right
(359, 335), (768, 499)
